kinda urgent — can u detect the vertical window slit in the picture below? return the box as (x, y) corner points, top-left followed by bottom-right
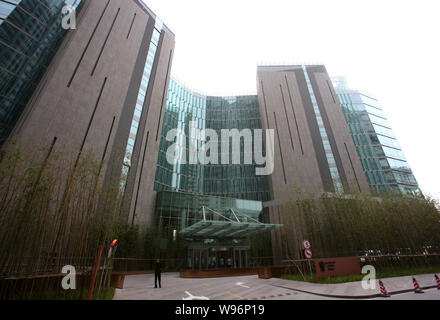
(67, 0), (110, 87)
(127, 13), (136, 39)
(326, 80), (336, 104)
(285, 75), (304, 155)
(280, 85), (295, 151)
(91, 8), (121, 76)
(132, 131), (149, 226)
(75, 77), (107, 167)
(274, 112), (287, 184)
(260, 80), (270, 127)
(344, 142), (361, 192)
(156, 49), (173, 141)
(102, 116), (116, 161)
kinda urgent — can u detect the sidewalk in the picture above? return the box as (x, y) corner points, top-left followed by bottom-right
(271, 273), (439, 298)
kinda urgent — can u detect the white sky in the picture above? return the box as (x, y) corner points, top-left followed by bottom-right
(142, 0), (440, 200)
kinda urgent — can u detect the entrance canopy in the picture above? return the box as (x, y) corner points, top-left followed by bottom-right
(180, 205), (282, 239)
(154, 191), (283, 240)
(180, 220), (279, 239)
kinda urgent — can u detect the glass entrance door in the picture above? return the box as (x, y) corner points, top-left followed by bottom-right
(188, 248), (209, 269)
(188, 247), (248, 269)
(233, 248), (248, 268)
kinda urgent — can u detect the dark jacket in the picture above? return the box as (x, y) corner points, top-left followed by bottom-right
(155, 262), (161, 273)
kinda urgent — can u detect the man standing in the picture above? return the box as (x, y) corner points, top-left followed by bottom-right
(154, 258), (161, 288)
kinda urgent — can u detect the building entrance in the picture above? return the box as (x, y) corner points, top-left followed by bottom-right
(187, 246), (249, 270)
(154, 192), (282, 270)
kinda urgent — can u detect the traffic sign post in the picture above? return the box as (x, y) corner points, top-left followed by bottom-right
(303, 240), (313, 280)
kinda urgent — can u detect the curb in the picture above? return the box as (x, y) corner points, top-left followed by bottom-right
(271, 284), (439, 299)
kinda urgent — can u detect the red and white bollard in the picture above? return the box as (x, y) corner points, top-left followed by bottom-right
(435, 274), (440, 290)
(412, 277), (424, 294)
(379, 280), (390, 297)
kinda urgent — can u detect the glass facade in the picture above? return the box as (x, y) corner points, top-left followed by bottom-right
(0, 0), (83, 145)
(120, 17), (163, 193)
(154, 78), (271, 202)
(333, 78), (421, 196)
(302, 66), (343, 193)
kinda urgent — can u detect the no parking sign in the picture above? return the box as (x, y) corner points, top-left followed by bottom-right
(302, 240), (312, 259)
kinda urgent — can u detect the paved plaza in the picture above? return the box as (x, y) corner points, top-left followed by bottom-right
(113, 273), (440, 300)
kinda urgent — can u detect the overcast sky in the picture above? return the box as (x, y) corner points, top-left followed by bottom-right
(142, 0), (440, 200)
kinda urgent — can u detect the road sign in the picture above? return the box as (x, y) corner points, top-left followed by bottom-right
(302, 240), (311, 249)
(304, 248), (313, 259)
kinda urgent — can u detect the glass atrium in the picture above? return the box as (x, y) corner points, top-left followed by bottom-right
(153, 79), (279, 268)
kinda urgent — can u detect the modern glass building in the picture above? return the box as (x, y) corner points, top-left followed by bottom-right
(4, 0), (415, 269)
(333, 77), (421, 196)
(153, 79), (278, 268)
(0, 0), (83, 145)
